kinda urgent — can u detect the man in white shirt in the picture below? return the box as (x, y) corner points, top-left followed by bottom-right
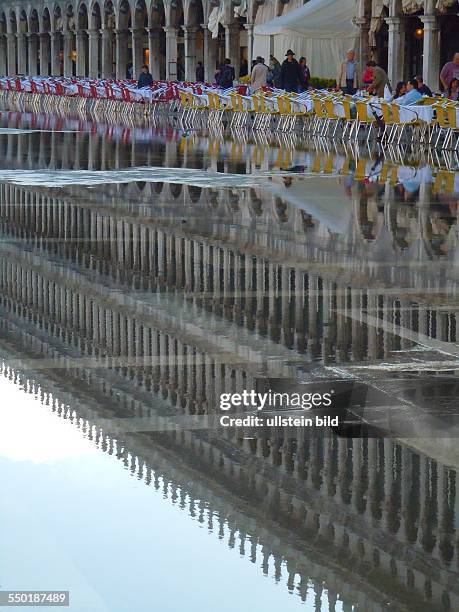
(251, 56), (269, 92)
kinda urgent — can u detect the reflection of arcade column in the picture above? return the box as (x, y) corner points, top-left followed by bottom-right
(0, 36), (6, 75)
(164, 26), (178, 80)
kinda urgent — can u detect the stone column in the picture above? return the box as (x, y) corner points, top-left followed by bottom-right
(203, 27), (217, 82)
(0, 36), (6, 75)
(148, 28), (161, 80)
(131, 28), (145, 78)
(101, 30), (113, 77)
(6, 33), (17, 75)
(244, 22), (254, 70)
(63, 31), (73, 76)
(224, 23), (240, 78)
(421, 15), (440, 92)
(39, 33), (50, 76)
(17, 33), (27, 74)
(27, 33), (39, 76)
(183, 26), (198, 82)
(50, 31), (61, 75)
(385, 16), (404, 85)
(355, 17), (370, 74)
(164, 26), (177, 80)
(88, 29), (100, 77)
(115, 29), (128, 79)
(75, 31), (86, 76)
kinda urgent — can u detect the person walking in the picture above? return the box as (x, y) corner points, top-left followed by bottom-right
(195, 61), (204, 83)
(217, 58), (235, 89)
(251, 56), (269, 92)
(269, 56), (282, 88)
(137, 65), (153, 88)
(367, 61), (391, 98)
(440, 53), (459, 92)
(280, 50), (301, 93)
(336, 49), (360, 95)
(298, 57), (311, 92)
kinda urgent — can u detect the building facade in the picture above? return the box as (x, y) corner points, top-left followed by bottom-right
(0, 0), (457, 87)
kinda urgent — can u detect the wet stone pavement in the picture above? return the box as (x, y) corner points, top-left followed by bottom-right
(0, 109), (459, 611)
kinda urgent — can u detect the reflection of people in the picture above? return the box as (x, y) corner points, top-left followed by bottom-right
(137, 65), (153, 89)
(336, 50), (360, 95)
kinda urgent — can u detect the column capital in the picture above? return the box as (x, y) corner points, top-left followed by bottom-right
(420, 14), (438, 28)
(354, 17), (369, 29)
(163, 26), (177, 35)
(87, 28), (101, 38)
(244, 22), (254, 31)
(385, 16), (401, 27)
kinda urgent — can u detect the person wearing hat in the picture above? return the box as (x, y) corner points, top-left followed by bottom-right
(251, 56), (269, 92)
(280, 49), (301, 93)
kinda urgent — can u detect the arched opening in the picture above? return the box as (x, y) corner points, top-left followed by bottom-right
(18, 9), (28, 75)
(117, 0), (132, 79)
(64, 4), (76, 76)
(133, 0), (148, 78)
(89, 2), (102, 77)
(150, 1), (166, 79)
(40, 8), (52, 75)
(0, 13), (8, 75)
(8, 11), (18, 75)
(76, 3), (89, 76)
(28, 10), (39, 75)
(52, 5), (64, 75)
(167, 0), (184, 80)
(103, 1), (116, 77)
(404, 11), (424, 80)
(184, 0), (204, 81)
(440, 1), (459, 71)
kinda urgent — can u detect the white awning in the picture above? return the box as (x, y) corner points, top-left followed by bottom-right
(254, 0), (358, 39)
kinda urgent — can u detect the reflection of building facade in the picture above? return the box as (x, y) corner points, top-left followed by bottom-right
(0, 0), (457, 85)
(0, 122), (459, 607)
(0, 174), (459, 610)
